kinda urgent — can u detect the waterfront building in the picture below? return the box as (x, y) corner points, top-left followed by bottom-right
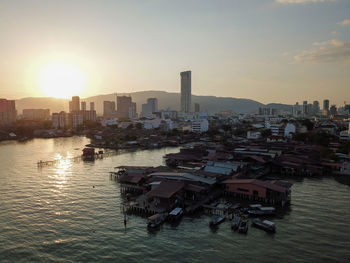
(103, 101), (116, 118)
(22, 109), (50, 121)
(52, 111), (67, 129)
(223, 179), (292, 207)
(72, 111), (83, 128)
(180, 71), (191, 113)
(0, 98), (17, 126)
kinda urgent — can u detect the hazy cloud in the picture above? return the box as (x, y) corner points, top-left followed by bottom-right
(294, 39), (350, 63)
(276, 0), (335, 3)
(338, 19), (350, 26)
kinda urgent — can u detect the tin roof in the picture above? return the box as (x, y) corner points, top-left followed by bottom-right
(223, 179), (290, 193)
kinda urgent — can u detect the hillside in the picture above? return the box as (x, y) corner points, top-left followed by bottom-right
(15, 91), (289, 115)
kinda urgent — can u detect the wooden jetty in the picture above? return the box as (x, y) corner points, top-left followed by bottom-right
(37, 150), (116, 168)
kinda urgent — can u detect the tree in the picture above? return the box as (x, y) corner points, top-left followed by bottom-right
(135, 123), (143, 129)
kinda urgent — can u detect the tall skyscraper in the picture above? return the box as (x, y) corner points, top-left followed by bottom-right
(141, 98), (158, 117)
(302, 101), (308, 116)
(0, 98), (17, 126)
(323, 99), (330, 111)
(70, 96), (80, 112)
(330, 105), (337, 116)
(90, 102), (95, 111)
(147, 98), (158, 113)
(81, 101), (86, 111)
(103, 101), (116, 118)
(181, 71), (191, 113)
(313, 101), (320, 115)
(117, 96), (132, 119)
(194, 103), (200, 113)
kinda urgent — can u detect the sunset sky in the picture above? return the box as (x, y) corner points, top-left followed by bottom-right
(0, 0), (349, 105)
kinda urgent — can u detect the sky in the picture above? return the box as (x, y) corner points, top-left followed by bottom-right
(0, 0), (349, 105)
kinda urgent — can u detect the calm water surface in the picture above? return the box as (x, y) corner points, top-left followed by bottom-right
(0, 137), (349, 263)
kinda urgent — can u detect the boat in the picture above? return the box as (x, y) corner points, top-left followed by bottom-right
(231, 214), (241, 230)
(247, 206), (276, 216)
(251, 218), (276, 233)
(209, 215), (225, 227)
(168, 207), (183, 222)
(147, 213), (168, 228)
(230, 203), (241, 210)
(238, 218), (248, 233)
(249, 204), (262, 209)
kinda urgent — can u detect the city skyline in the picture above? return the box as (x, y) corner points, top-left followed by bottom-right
(0, 0), (349, 104)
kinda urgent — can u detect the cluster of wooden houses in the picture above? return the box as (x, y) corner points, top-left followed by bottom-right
(115, 142), (340, 219)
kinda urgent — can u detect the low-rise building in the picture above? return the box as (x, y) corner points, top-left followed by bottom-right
(191, 119), (209, 133)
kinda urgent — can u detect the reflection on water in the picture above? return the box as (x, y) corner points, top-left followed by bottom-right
(0, 137), (349, 263)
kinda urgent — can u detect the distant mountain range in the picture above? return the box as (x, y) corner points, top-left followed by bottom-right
(15, 91), (292, 115)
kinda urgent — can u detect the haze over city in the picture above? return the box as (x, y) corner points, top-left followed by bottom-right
(1, 1), (350, 263)
(1, 0), (349, 104)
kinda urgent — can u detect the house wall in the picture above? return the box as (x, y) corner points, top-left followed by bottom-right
(225, 183), (267, 198)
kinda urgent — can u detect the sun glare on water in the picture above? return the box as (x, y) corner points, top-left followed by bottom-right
(38, 60), (86, 98)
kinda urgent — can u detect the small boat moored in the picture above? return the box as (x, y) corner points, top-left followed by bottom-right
(168, 207), (183, 222)
(147, 213), (168, 228)
(209, 215), (225, 227)
(238, 218), (249, 233)
(251, 218), (276, 233)
(231, 214), (241, 230)
(247, 206), (276, 216)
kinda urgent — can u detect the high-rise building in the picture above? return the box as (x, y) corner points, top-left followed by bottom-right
(0, 98), (17, 126)
(194, 103), (200, 113)
(129, 102), (137, 119)
(181, 71), (191, 113)
(70, 96), (80, 112)
(23, 109), (50, 120)
(117, 96), (132, 119)
(313, 101), (320, 115)
(147, 98), (158, 113)
(323, 99), (330, 111)
(81, 101), (86, 111)
(90, 102), (95, 111)
(103, 101), (116, 118)
(302, 101), (308, 116)
(52, 111), (68, 129)
(292, 102), (301, 117)
(330, 105), (337, 116)
(307, 104), (313, 116)
(141, 98), (158, 117)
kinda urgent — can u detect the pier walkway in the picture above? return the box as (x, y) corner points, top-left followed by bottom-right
(37, 150), (116, 168)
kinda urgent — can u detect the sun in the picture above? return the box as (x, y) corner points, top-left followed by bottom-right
(38, 60), (86, 98)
